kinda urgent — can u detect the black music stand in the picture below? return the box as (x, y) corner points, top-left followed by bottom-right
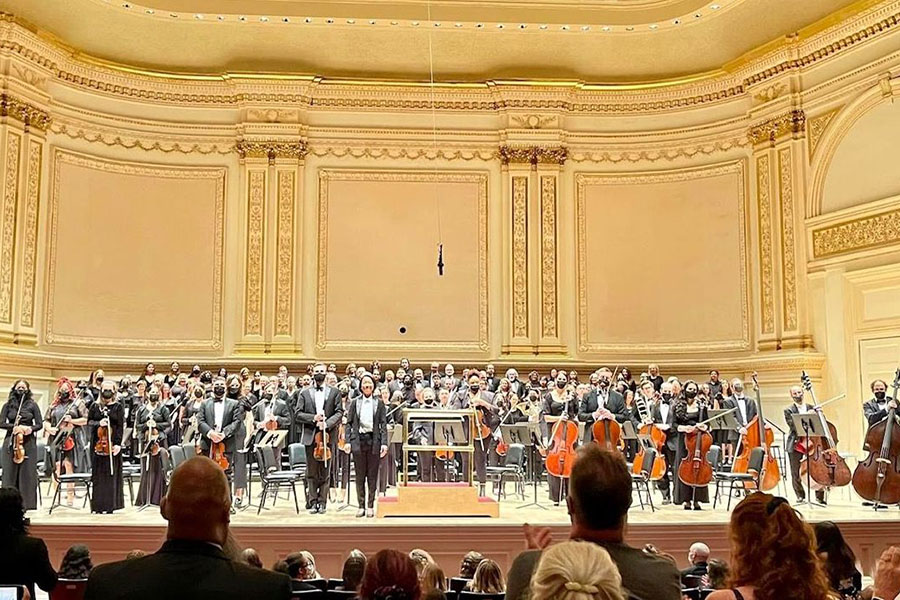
(790, 413), (827, 509)
(434, 420), (466, 483)
(513, 423), (548, 510)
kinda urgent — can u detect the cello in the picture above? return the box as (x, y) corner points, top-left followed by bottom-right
(731, 372), (780, 491)
(798, 371), (851, 489)
(852, 368), (900, 506)
(631, 392), (666, 480)
(545, 390), (578, 503)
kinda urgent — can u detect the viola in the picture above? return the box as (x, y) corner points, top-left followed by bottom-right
(798, 371), (851, 488)
(731, 372), (780, 491)
(94, 424), (110, 455)
(210, 440), (229, 470)
(313, 429), (332, 462)
(545, 391), (578, 480)
(852, 368), (900, 505)
(591, 416), (622, 453)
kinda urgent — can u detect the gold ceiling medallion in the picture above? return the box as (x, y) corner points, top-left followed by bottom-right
(0, 94), (50, 132)
(498, 145), (568, 166)
(747, 109), (807, 146)
(235, 140), (308, 161)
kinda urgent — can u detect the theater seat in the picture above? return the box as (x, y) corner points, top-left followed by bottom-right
(51, 578), (88, 600)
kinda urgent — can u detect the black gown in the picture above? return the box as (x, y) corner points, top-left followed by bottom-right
(136, 403), (171, 506)
(674, 400), (710, 505)
(0, 395), (43, 510)
(89, 401), (125, 513)
(47, 400), (90, 474)
(542, 390), (578, 503)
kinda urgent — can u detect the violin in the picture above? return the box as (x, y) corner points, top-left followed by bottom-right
(545, 391), (578, 481)
(208, 419), (229, 470)
(313, 428), (332, 462)
(852, 368), (900, 505)
(798, 371), (851, 489)
(11, 398), (26, 465)
(731, 372), (780, 491)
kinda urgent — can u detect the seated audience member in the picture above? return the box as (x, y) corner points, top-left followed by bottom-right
(84, 457), (291, 600)
(460, 551), (484, 579)
(125, 550), (147, 560)
(707, 559), (730, 590)
(814, 522), (862, 600)
(706, 493), (831, 600)
(240, 548), (264, 569)
(421, 563), (447, 596)
(681, 542), (711, 586)
(285, 553), (318, 592)
(301, 550), (322, 579)
(339, 549), (367, 592)
(271, 560), (289, 576)
(871, 546), (900, 600)
(410, 548), (436, 578)
(505, 446), (681, 600)
(0, 488), (57, 600)
(360, 549), (421, 600)
(59, 545), (93, 580)
(470, 558), (504, 594)
(530, 540), (626, 600)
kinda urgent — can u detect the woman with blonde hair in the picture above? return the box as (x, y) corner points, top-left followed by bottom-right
(530, 540), (625, 600)
(470, 559), (505, 594)
(707, 492), (832, 600)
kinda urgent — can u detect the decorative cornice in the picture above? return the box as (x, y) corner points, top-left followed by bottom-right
(748, 109), (807, 145)
(236, 140), (308, 161)
(812, 207), (900, 259)
(498, 145), (568, 166)
(0, 93), (50, 132)
(807, 107), (842, 160)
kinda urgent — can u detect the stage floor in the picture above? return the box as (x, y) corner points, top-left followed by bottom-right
(28, 481), (900, 579)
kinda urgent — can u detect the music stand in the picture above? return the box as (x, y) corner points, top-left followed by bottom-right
(434, 420), (465, 483)
(388, 424), (406, 483)
(790, 413), (827, 509)
(708, 409), (739, 436)
(515, 422), (548, 510)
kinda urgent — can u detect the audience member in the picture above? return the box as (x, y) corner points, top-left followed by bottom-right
(0, 488), (57, 600)
(872, 546), (900, 600)
(339, 549), (367, 592)
(460, 551), (484, 579)
(124, 550), (147, 560)
(421, 563), (447, 596)
(505, 446), (681, 600)
(301, 550), (322, 579)
(707, 559), (730, 590)
(271, 560), (289, 576)
(285, 552), (318, 592)
(410, 548), (436, 578)
(706, 493), (831, 600)
(84, 457), (291, 600)
(240, 548), (263, 569)
(681, 542), (710, 586)
(470, 558), (504, 594)
(59, 545), (93, 580)
(814, 522), (862, 600)
(530, 540), (625, 600)
(360, 549), (421, 600)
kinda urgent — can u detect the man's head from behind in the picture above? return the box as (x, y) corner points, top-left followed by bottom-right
(160, 456), (231, 547)
(566, 446), (632, 536)
(688, 542), (710, 565)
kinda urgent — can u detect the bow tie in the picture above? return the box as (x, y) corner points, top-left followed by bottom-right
(213, 397), (224, 403)
(315, 386), (323, 392)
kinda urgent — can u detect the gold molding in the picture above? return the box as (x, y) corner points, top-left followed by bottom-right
(807, 107), (842, 161)
(812, 207), (900, 259)
(243, 169), (266, 337)
(236, 140), (308, 162)
(778, 148), (798, 331)
(540, 175), (558, 339)
(0, 131), (20, 325)
(45, 150), (225, 349)
(748, 110), (807, 146)
(19, 139), (41, 329)
(274, 169), (295, 337)
(757, 153), (775, 335)
(316, 169), (489, 352)
(575, 160), (750, 353)
(499, 146), (568, 166)
(511, 176), (529, 339)
(0, 94), (50, 132)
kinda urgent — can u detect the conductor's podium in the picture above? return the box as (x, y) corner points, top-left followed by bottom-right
(376, 482), (500, 518)
(376, 408), (500, 518)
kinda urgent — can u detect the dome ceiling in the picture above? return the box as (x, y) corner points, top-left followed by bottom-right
(1, 0), (867, 83)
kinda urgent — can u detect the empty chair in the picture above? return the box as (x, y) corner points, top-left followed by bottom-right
(449, 578), (470, 593)
(50, 578), (88, 600)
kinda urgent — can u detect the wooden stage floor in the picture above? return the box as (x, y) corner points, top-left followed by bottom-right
(28, 481), (900, 579)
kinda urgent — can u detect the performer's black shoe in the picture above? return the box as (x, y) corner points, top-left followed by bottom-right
(308, 505), (319, 515)
(317, 504), (327, 514)
(693, 503), (702, 511)
(356, 508), (365, 518)
(683, 502), (691, 510)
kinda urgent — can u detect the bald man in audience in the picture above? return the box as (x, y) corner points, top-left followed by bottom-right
(84, 456), (291, 600)
(681, 542), (711, 586)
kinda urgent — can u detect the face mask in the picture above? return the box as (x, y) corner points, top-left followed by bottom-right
(59, 390), (71, 401)
(148, 392), (160, 402)
(598, 378), (610, 388)
(228, 386), (240, 397)
(313, 373), (326, 384)
(662, 393), (672, 401)
(685, 389), (697, 399)
(96, 377), (104, 384)
(263, 392), (273, 400)
(101, 390), (114, 400)
(194, 391), (204, 400)
(469, 384), (480, 393)
(875, 391), (887, 401)
(556, 380), (567, 389)
(13, 389), (25, 398)
(213, 386), (225, 397)
(171, 386), (185, 397)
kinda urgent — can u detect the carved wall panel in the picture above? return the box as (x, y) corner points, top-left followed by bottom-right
(511, 176), (529, 340)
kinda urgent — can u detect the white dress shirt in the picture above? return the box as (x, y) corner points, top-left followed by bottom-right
(213, 401), (225, 430)
(358, 395), (375, 434)
(314, 387), (326, 415)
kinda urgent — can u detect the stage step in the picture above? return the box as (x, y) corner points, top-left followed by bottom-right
(376, 483), (500, 518)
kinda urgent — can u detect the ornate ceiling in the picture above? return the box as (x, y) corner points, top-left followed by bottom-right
(1, 0), (868, 82)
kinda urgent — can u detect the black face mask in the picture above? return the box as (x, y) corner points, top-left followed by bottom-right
(148, 392), (160, 402)
(598, 379), (610, 388)
(875, 391), (887, 401)
(194, 392), (204, 400)
(662, 393), (672, 401)
(58, 390), (71, 401)
(469, 384), (480, 393)
(227, 386), (240, 398)
(213, 386), (225, 397)
(101, 390), (114, 400)
(313, 373), (326, 384)
(12, 389), (25, 399)
(556, 380), (567, 389)
(171, 386), (185, 397)
(96, 377), (104, 384)
(685, 389), (698, 399)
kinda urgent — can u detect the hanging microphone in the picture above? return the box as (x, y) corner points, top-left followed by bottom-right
(437, 243), (444, 276)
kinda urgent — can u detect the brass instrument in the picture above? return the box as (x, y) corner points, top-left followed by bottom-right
(634, 392), (653, 425)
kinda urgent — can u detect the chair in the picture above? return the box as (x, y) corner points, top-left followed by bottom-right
(256, 445), (301, 514)
(486, 443), (526, 500)
(630, 448), (658, 512)
(169, 445), (186, 471)
(49, 472), (92, 514)
(51, 578), (88, 600)
(122, 461), (142, 505)
(326, 579), (344, 591)
(305, 578), (328, 592)
(458, 592), (505, 600)
(292, 591), (326, 600)
(449, 578), (470, 593)
(288, 442), (309, 498)
(712, 446), (765, 510)
(327, 591), (358, 599)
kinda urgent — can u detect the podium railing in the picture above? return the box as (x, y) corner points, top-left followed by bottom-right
(401, 408), (477, 486)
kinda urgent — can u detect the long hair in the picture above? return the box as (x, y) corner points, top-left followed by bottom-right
(59, 544), (93, 579)
(471, 559), (504, 594)
(421, 564), (446, 593)
(814, 521), (859, 592)
(0, 488), (28, 536)
(341, 549), (367, 592)
(360, 549), (421, 600)
(52, 378), (76, 408)
(8, 380), (32, 405)
(728, 493), (831, 600)
(530, 540), (625, 600)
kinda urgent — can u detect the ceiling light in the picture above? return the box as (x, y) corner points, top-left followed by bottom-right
(326, 18), (334, 23)
(412, 20), (420, 26)
(305, 17), (312, 23)
(169, 13), (178, 18)
(259, 16), (269, 22)
(194, 13), (203, 19)
(454, 23), (463, 27)
(217, 15), (225, 21)
(539, 24), (548, 30)
(497, 23), (505, 28)
(433, 22), (441, 27)
(122, 2), (131, 7)
(369, 19), (376, 24)
(282, 17), (290, 23)
(581, 25), (590, 31)
(145, 8), (154, 14)
(710, 3), (721, 9)
(519, 24), (527, 29)
(649, 23), (658, 29)
(561, 25), (570, 30)
(475, 23), (484, 28)
(390, 21), (398, 25)
(673, 19), (681, 24)
(625, 26), (634, 31)
(694, 13), (702, 18)
(238, 15), (247, 21)
(346, 19), (355, 24)
(601, 25), (611, 31)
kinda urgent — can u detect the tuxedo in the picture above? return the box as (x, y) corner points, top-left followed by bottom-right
(784, 402), (816, 449)
(196, 397), (242, 454)
(251, 397), (291, 446)
(863, 397), (895, 427)
(651, 400), (677, 500)
(729, 395), (758, 444)
(784, 401), (823, 502)
(347, 395), (388, 509)
(485, 376), (500, 393)
(294, 384), (343, 509)
(450, 390), (497, 484)
(507, 379), (527, 399)
(578, 388), (628, 442)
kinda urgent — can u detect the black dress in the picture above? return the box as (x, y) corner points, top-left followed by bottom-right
(541, 389), (578, 503)
(674, 400), (710, 505)
(89, 401), (125, 513)
(47, 400), (91, 474)
(0, 394), (43, 510)
(136, 403), (171, 506)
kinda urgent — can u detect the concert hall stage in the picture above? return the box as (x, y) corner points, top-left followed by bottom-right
(29, 484), (899, 579)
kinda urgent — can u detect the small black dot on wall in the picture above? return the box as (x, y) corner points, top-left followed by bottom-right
(399, 326), (407, 334)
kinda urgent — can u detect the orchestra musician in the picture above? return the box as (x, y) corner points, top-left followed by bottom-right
(88, 380), (124, 514)
(197, 377), (242, 501)
(179, 384), (206, 447)
(577, 367), (627, 443)
(252, 380), (292, 445)
(673, 380), (709, 510)
(541, 371), (578, 503)
(412, 387), (440, 482)
(295, 363), (343, 514)
(135, 384), (171, 506)
(331, 380), (352, 503)
(378, 385), (398, 492)
(450, 373), (498, 491)
(863, 379), (897, 426)
(1, 380), (43, 510)
(346, 374), (388, 518)
(784, 385), (824, 505)
(652, 381), (677, 505)
(730, 378), (758, 441)
(44, 378), (89, 507)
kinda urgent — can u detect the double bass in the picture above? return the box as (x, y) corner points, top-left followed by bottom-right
(798, 371), (851, 489)
(731, 372), (780, 491)
(852, 368), (900, 505)
(545, 390), (578, 502)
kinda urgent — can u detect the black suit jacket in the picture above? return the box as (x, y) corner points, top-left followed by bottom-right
(197, 398), (243, 453)
(731, 395), (758, 428)
(650, 401), (678, 451)
(85, 539), (290, 600)
(862, 397), (895, 427)
(0, 533), (57, 600)
(578, 389), (628, 443)
(294, 386), (343, 446)
(346, 396), (388, 453)
(784, 403), (816, 447)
